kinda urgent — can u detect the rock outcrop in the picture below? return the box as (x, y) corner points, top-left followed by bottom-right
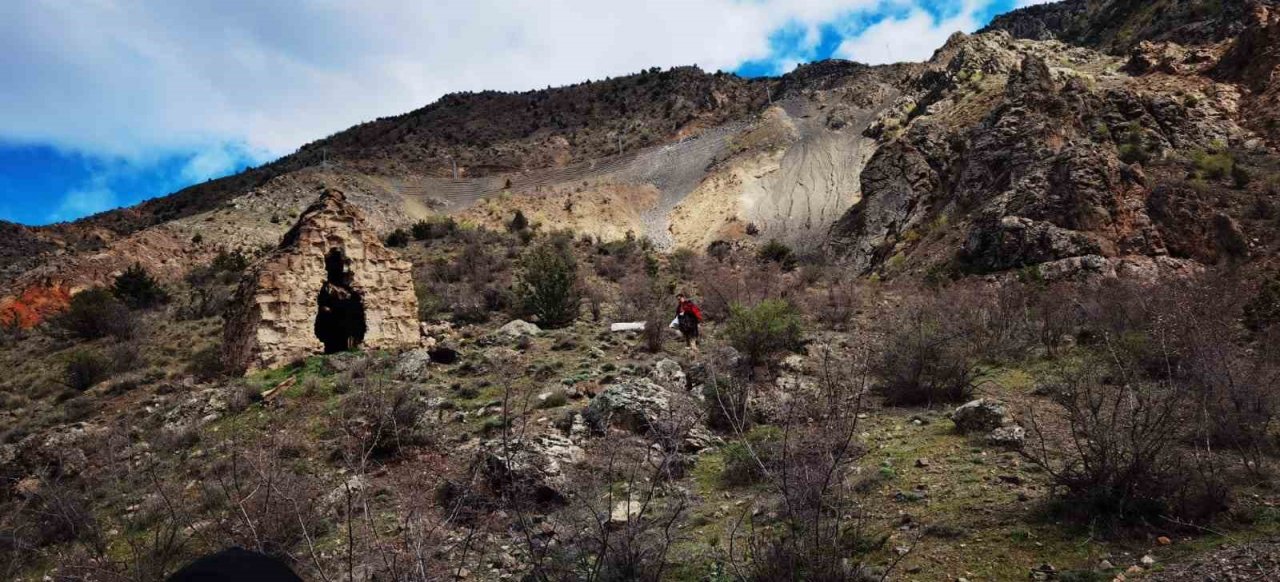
(222, 188), (418, 374)
(587, 378), (672, 433)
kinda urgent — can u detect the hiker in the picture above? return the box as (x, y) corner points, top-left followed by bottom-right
(675, 293), (703, 352)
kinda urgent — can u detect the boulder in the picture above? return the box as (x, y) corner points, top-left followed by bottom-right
(394, 348), (434, 381)
(609, 498), (643, 526)
(987, 425), (1026, 447)
(952, 399), (1009, 434)
(587, 378), (670, 433)
(14, 422), (103, 478)
(682, 425), (721, 453)
(686, 346), (745, 390)
(481, 434), (583, 504)
(651, 359), (687, 391)
(497, 319), (542, 339)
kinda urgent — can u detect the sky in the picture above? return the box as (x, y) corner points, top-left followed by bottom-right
(0, 0), (1048, 225)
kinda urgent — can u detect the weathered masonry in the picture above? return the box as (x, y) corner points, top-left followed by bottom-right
(222, 187), (419, 374)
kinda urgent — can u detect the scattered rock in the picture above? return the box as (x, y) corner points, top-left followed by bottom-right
(1030, 563), (1057, 580)
(587, 378), (670, 433)
(481, 434), (584, 504)
(915, 458), (931, 468)
(394, 347), (435, 380)
(323, 475), (367, 509)
(1140, 555), (1156, 566)
(682, 425), (721, 453)
(780, 354), (805, 373)
(1158, 536), (1172, 546)
(609, 499), (643, 525)
(894, 490), (927, 503)
(497, 319), (542, 339)
(987, 425), (1026, 447)
(651, 359), (687, 391)
(13, 422), (102, 478)
(14, 475), (42, 498)
(952, 399), (1009, 434)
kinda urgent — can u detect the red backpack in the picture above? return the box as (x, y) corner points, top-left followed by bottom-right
(680, 300), (703, 322)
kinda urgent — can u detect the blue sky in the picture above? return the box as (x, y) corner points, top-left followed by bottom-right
(0, 0), (1045, 226)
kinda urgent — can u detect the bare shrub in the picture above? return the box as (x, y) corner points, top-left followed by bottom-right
(528, 432), (693, 582)
(176, 285), (232, 321)
(667, 247), (696, 278)
(203, 446), (329, 559)
(722, 345), (898, 581)
(947, 283), (1039, 363)
(870, 295), (978, 407)
(335, 382), (430, 460)
(1022, 355), (1229, 524)
(187, 343), (226, 381)
(1244, 272), (1280, 333)
(413, 233), (513, 324)
(617, 272), (670, 352)
(720, 425), (783, 485)
(694, 258), (789, 322)
(801, 275), (863, 331)
(63, 349), (113, 392)
(223, 383), (259, 413)
(411, 215), (457, 241)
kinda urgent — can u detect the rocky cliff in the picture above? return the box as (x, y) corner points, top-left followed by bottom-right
(829, 1), (1280, 279)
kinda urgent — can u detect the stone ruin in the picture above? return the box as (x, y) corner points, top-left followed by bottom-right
(221, 187), (419, 374)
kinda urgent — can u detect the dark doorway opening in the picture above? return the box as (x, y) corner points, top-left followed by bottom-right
(315, 249), (366, 354)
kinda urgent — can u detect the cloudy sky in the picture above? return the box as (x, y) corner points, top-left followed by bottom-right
(0, 0), (1047, 225)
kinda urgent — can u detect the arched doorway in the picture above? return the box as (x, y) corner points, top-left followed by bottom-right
(315, 248), (366, 353)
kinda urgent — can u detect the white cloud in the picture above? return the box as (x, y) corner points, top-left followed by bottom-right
(0, 0), (882, 162)
(836, 1), (976, 64)
(179, 143), (267, 183)
(48, 183), (116, 223)
(0, 0), (1052, 167)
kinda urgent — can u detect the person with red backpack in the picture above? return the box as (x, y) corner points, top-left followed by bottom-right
(675, 293), (703, 352)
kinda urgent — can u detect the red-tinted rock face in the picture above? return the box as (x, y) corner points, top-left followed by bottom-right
(0, 281), (72, 329)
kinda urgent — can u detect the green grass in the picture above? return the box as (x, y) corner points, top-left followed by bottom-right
(247, 355), (332, 389)
(691, 451), (726, 495)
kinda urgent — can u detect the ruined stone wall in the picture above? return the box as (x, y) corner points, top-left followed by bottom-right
(222, 188), (418, 374)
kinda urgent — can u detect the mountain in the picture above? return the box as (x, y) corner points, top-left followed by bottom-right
(3, 0), (1279, 306)
(981, 0), (1266, 52)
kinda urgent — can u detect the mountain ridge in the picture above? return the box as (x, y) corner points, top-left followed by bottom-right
(4, 0), (1279, 299)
